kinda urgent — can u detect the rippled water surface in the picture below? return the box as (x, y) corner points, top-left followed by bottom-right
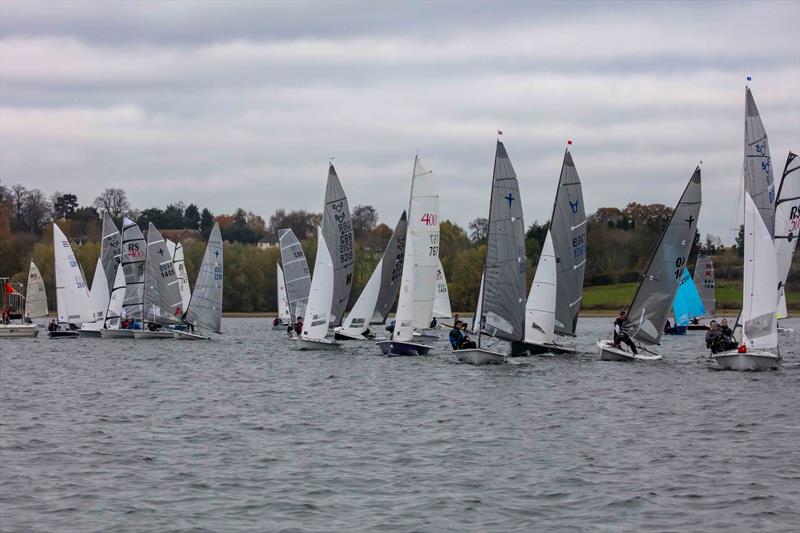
(2, 317), (799, 532)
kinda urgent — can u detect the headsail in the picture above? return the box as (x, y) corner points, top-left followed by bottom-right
(104, 264), (127, 327)
(25, 261), (48, 318)
(624, 167), (702, 345)
(372, 211), (407, 323)
(278, 228), (311, 322)
(741, 192), (778, 349)
(743, 87), (776, 236)
(121, 217), (147, 320)
(322, 164), (355, 327)
(186, 222), (223, 333)
(277, 263), (291, 322)
(100, 211), (121, 294)
(774, 151), (799, 319)
(693, 253), (716, 318)
(143, 223), (184, 325)
(432, 259), (452, 319)
(525, 231), (556, 344)
(471, 273), (484, 333)
(672, 267), (706, 326)
(88, 256), (109, 323)
(393, 155), (439, 342)
(550, 148), (586, 336)
(53, 223), (92, 325)
(480, 140), (526, 342)
(302, 227), (335, 340)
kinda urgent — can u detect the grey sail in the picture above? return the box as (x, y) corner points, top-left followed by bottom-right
(373, 211), (407, 323)
(278, 228), (311, 321)
(550, 148), (586, 336)
(100, 211), (121, 294)
(624, 168), (702, 345)
(692, 253), (716, 318)
(143, 223), (184, 325)
(481, 140), (527, 342)
(744, 87), (776, 237)
(186, 222), (223, 333)
(121, 217), (146, 319)
(322, 164), (355, 327)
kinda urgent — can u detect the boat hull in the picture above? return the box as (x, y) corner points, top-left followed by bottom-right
(295, 337), (340, 351)
(711, 349), (780, 371)
(334, 329), (371, 341)
(525, 341), (576, 356)
(78, 329), (102, 338)
(100, 328), (135, 339)
(376, 340), (432, 356)
(455, 348), (505, 365)
(0, 325), (39, 338)
(133, 330), (175, 340)
(687, 324), (710, 331)
(173, 330), (211, 340)
(48, 330), (80, 339)
(596, 339), (663, 361)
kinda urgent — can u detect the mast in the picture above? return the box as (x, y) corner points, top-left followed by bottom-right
(477, 139), (500, 348)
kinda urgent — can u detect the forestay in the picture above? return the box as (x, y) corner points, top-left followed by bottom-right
(624, 168), (702, 345)
(25, 261), (48, 318)
(673, 267), (706, 326)
(741, 193), (778, 349)
(186, 223), (223, 333)
(372, 211), (407, 324)
(692, 253), (716, 318)
(525, 231), (556, 344)
(432, 258), (452, 319)
(53, 223), (92, 325)
(100, 211), (121, 294)
(480, 141), (526, 342)
(393, 156), (439, 342)
(121, 217), (147, 320)
(774, 151), (799, 319)
(143, 223), (184, 325)
(277, 264), (291, 323)
(550, 149), (586, 336)
(322, 165), (355, 327)
(302, 227), (334, 340)
(744, 87), (776, 236)
(278, 228), (311, 322)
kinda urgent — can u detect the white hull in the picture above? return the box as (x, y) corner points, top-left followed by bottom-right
(455, 348), (505, 365)
(173, 330), (211, 340)
(295, 337), (340, 351)
(0, 324), (39, 338)
(522, 341), (576, 356)
(596, 340), (662, 361)
(334, 329), (371, 341)
(100, 328), (135, 339)
(711, 349), (780, 371)
(133, 330), (175, 340)
(376, 340), (432, 356)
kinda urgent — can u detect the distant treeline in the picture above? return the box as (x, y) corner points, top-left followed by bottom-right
(1, 183), (797, 312)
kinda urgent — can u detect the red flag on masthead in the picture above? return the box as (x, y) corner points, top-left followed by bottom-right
(567, 139), (573, 145)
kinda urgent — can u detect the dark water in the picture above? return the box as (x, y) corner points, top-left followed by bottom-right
(1, 317), (798, 532)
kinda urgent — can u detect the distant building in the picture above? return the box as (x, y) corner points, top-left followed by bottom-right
(160, 229), (203, 242)
(257, 236), (279, 250)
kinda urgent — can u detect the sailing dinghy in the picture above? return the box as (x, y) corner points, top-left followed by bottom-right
(377, 155), (440, 356)
(597, 167), (702, 361)
(135, 223), (184, 339)
(51, 223), (93, 338)
(774, 151), (799, 333)
(175, 222), (223, 340)
(322, 164), (355, 328)
(457, 140), (527, 365)
(0, 276), (38, 337)
(297, 226), (340, 350)
(412, 258), (451, 339)
(687, 253), (716, 330)
(335, 211), (407, 341)
(669, 266), (706, 333)
(711, 193), (780, 370)
(273, 263), (291, 329)
(102, 217), (147, 338)
(26, 261), (48, 320)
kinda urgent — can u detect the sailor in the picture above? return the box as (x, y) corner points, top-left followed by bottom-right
(430, 316), (438, 329)
(273, 317), (281, 327)
(458, 322), (477, 349)
(720, 319), (733, 338)
(613, 310), (638, 354)
(664, 320), (673, 334)
(47, 318), (59, 332)
(24, 312), (32, 324)
(1, 306), (9, 325)
(449, 320), (464, 349)
(293, 316), (303, 337)
(705, 321), (725, 354)
(691, 317), (700, 325)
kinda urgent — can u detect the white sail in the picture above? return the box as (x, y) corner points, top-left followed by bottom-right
(104, 264), (127, 327)
(741, 193), (778, 350)
(302, 226), (334, 340)
(100, 211), (121, 294)
(393, 155), (440, 342)
(693, 253), (716, 318)
(339, 256), (383, 336)
(471, 273), (484, 333)
(774, 151), (799, 319)
(432, 259), (452, 319)
(143, 223), (184, 325)
(88, 256), (110, 323)
(186, 222), (223, 333)
(53, 223), (92, 325)
(277, 263), (291, 322)
(121, 217), (147, 319)
(525, 230), (557, 344)
(25, 261), (48, 318)
(166, 238), (192, 313)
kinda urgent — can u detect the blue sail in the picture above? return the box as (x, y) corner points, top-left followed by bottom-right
(673, 267), (706, 326)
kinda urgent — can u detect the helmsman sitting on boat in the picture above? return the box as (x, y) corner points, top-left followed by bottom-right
(705, 320), (737, 354)
(613, 311), (638, 355)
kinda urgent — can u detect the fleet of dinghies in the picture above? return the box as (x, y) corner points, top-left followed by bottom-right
(2, 83), (796, 372)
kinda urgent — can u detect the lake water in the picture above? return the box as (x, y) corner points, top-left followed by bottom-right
(1, 317), (798, 532)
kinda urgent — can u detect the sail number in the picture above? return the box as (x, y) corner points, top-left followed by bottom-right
(421, 213), (437, 226)
(160, 263), (176, 279)
(429, 234), (439, 256)
(572, 233), (586, 258)
(674, 257), (686, 281)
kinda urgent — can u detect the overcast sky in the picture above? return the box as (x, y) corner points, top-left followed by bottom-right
(1, 0), (798, 243)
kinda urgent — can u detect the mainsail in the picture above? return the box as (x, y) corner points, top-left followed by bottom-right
(774, 151), (799, 319)
(480, 140), (526, 343)
(524, 231), (556, 344)
(672, 267), (706, 326)
(624, 167), (702, 345)
(25, 261), (48, 318)
(550, 148), (586, 336)
(143, 223), (184, 325)
(743, 87), (776, 237)
(88, 256), (109, 323)
(432, 259), (452, 319)
(393, 155), (439, 342)
(372, 211), (407, 323)
(104, 264), (127, 327)
(166, 238), (192, 312)
(186, 222), (223, 333)
(277, 264), (291, 322)
(121, 217), (146, 319)
(53, 223), (92, 325)
(100, 211), (121, 293)
(302, 226), (335, 340)
(278, 228), (311, 321)
(741, 192), (778, 349)
(693, 253), (716, 318)
(322, 164), (355, 327)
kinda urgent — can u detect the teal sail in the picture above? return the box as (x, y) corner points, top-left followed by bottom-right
(672, 267), (706, 326)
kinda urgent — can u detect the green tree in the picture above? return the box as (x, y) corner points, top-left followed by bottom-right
(200, 208), (214, 239)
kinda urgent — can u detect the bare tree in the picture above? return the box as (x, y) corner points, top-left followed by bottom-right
(468, 217), (489, 244)
(22, 189), (53, 234)
(351, 205), (378, 239)
(93, 188), (130, 219)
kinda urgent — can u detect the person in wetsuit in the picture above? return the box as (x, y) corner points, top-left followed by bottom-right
(613, 310), (638, 354)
